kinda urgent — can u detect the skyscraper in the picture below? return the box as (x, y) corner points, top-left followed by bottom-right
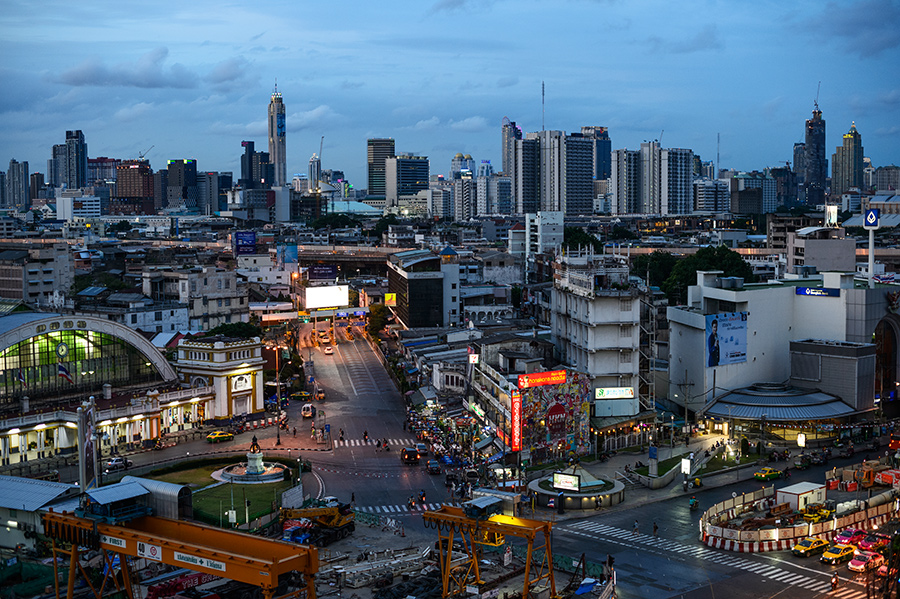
(640, 141), (661, 214)
(65, 130), (88, 189)
(512, 137), (540, 214)
(6, 159), (29, 210)
(385, 154), (429, 207)
(308, 154), (321, 191)
(659, 148), (694, 215)
(831, 122), (864, 196)
(581, 126), (612, 180)
(48, 144), (67, 188)
(610, 149), (641, 215)
(367, 138), (395, 197)
(115, 160), (154, 214)
(268, 86), (287, 187)
(166, 159), (198, 211)
(501, 117), (522, 175)
(802, 106), (827, 205)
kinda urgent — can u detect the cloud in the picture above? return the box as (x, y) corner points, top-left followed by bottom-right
(880, 89), (900, 107)
(430, 0), (476, 13)
(449, 116), (488, 132)
(873, 126), (900, 137)
(249, 31), (266, 42)
(809, 0), (900, 57)
(56, 47), (197, 89)
(415, 116), (440, 129)
(205, 57), (257, 92)
(208, 119), (267, 137)
(114, 102), (155, 122)
(647, 24), (723, 54)
(341, 80), (365, 90)
(497, 76), (518, 88)
(287, 105), (341, 130)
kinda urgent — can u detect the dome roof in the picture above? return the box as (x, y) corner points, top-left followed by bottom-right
(454, 152), (464, 159)
(464, 154), (473, 160)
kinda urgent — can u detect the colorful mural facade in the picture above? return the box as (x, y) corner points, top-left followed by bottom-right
(521, 369), (592, 458)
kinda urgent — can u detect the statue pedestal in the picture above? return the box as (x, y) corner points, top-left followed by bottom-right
(247, 451), (264, 475)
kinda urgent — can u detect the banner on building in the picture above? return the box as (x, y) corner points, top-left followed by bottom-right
(308, 264), (337, 280)
(233, 231), (257, 256)
(510, 390), (522, 451)
(705, 312), (748, 368)
(518, 369), (566, 389)
(384, 293), (397, 307)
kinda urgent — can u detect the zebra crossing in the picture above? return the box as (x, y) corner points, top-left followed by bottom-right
(564, 520), (870, 597)
(334, 438), (417, 447)
(356, 502), (457, 514)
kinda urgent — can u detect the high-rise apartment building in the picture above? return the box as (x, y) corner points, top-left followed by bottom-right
(367, 138), (395, 197)
(450, 153), (475, 179)
(48, 144), (67, 188)
(875, 166), (900, 191)
(197, 171), (231, 215)
(6, 159), (29, 210)
(268, 86), (287, 186)
(153, 168), (168, 211)
(802, 106), (827, 205)
(88, 157), (120, 184)
(308, 154), (321, 191)
(113, 160), (154, 215)
(512, 137), (540, 214)
(29, 173), (44, 202)
(501, 118), (522, 175)
(610, 149), (641, 215)
(65, 130), (88, 189)
(639, 141), (661, 214)
(581, 126), (612, 180)
(528, 130), (593, 216)
(166, 159), (199, 212)
(453, 170), (476, 220)
(476, 171), (511, 215)
(660, 148), (694, 215)
(693, 178), (729, 212)
(385, 154), (429, 208)
(831, 122), (864, 196)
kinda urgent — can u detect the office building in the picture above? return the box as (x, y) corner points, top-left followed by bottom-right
(48, 144), (67, 188)
(166, 159), (199, 212)
(112, 160), (154, 215)
(88, 157), (120, 184)
(875, 166), (900, 192)
(65, 130), (88, 189)
(512, 137), (540, 214)
(501, 117), (522, 174)
(831, 122), (864, 197)
(6, 159), (29, 210)
(152, 168), (168, 211)
(477, 173), (512, 215)
(802, 106), (827, 205)
(367, 138), (395, 198)
(581, 126), (612, 180)
(386, 248), (460, 328)
(197, 171), (231, 216)
(450, 153), (475, 179)
(268, 86), (287, 187)
(29, 173), (44, 202)
(385, 154), (429, 208)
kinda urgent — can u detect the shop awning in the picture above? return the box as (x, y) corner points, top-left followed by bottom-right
(486, 452), (505, 464)
(474, 436), (494, 451)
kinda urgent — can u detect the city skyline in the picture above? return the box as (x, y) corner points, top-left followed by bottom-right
(1, 0), (898, 190)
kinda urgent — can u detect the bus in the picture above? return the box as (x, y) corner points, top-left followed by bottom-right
(889, 434), (900, 451)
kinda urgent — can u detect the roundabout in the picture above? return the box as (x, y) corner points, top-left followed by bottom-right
(527, 466), (625, 510)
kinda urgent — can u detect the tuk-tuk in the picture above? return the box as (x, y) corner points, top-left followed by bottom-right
(794, 454), (811, 470)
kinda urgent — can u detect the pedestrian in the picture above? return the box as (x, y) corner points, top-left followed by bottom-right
(351, 492), (355, 505)
(339, 428), (344, 441)
(293, 427), (296, 437)
(632, 520), (639, 535)
(653, 522), (658, 537)
(403, 421), (407, 432)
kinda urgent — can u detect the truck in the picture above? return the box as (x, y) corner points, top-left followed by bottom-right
(280, 498), (355, 547)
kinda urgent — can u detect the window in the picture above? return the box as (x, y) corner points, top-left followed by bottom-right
(217, 299), (223, 307)
(451, 296), (456, 302)
(620, 325), (631, 337)
(130, 314), (137, 324)
(155, 311), (162, 321)
(225, 279), (231, 289)
(620, 299), (632, 312)
(217, 280), (223, 290)
(225, 298), (231, 307)
(620, 350), (632, 364)
(451, 283), (457, 289)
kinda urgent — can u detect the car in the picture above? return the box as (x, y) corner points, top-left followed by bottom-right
(323, 346), (334, 355)
(315, 389), (326, 400)
(791, 537), (829, 557)
(753, 467), (782, 481)
(416, 442), (428, 457)
(849, 550), (884, 573)
(105, 457), (133, 471)
(820, 544), (857, 565)
(301, 403), (316, 419)
(834, 528), (867, 546)
(401, 448), (420, 465)
(876, 563), (898, 578)
(206, 431), (234, 443)
(290, 391), (311, 402)
(426, 460), (441, 474)
(858, 533), (890, 552)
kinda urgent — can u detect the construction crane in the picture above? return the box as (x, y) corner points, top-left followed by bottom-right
(319, 136), (324, 162)
(814, 81), (821, 110)
(138, 145), (154, 160)
(422, 505), (557, 599)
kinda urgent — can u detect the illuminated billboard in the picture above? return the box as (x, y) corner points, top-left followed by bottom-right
(595, 387), (634, 400)
(308, 264), (337, 280)
(510, 390), (522, 451)
(705, 312), (748, 368)
(384, 293), (397, 307)
(304, 285), (350, 310)
(552, 472), (580, 492)
(234, 231), (257, 255)
(518, 369), (566, 389)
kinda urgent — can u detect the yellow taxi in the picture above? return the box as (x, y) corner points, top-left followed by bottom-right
(820, 544), (856, 565)
(206, 430), (235, 443)
(753, 467), (782, 481)
(791, 537), (829, 557)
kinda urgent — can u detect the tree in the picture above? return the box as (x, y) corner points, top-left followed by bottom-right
(207, 322), (263, 339)
(510, 285), (523, 311)
(662, 245), (756, 305)
(631, 251), (680, 288)
(107, 221), (132, 233)
(348, 289), (359, 308)
(609, 225), (638, 240)
(367, 303), (389, 336)
(372, 214), (398, 238)
(563, 227), (603, 252)
(310, 213), (359, 230)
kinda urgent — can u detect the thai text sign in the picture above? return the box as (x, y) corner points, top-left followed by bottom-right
(511, 390), (522, 451)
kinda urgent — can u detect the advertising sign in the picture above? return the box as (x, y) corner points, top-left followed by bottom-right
(518, 369), (566, 389)
(552, 472), (580, 492)
(384, 293), (397, 307)
(308, 264), (337, 280)
(864, 208), (881, 230)
(705, 312), (748, 368)
(510, 390), (522, 451)
(468, 354), (479, 364)
(595, 387), (634, 400)
(304, 285), (350, 310)
(234, 231), (257, 256)
(795, 287), (840, 298)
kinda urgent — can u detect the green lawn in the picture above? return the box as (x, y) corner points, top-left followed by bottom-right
(192, 480), (294, 527)
(151, 466), (224, 489)
(635, 452), (688, 477)
(698, 452), (761, 474)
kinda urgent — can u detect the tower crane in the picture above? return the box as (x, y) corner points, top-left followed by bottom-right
(138, 145), (154, 160)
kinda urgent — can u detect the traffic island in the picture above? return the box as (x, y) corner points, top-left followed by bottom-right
(527, 466), (625, 510)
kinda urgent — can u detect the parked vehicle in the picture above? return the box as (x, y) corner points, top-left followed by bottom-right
(105, 457), (133, 471)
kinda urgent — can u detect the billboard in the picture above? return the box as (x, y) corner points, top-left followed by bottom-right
(595, 387), (634, 400)
(518, 369), (566, 389)
(705, 312), (748, 368)
(304, 285), (350, 310)
(552, 472), (580, 492)
(308, 264), (337, 280)
(234, 231), (257, 256)
(384, 293), (397, 307)
(510, 390), (522, 451)
(78, 402), (97, 490)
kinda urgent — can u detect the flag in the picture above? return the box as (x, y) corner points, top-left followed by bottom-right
(58, 363), (74, 383)
(17, 369), (26, 387)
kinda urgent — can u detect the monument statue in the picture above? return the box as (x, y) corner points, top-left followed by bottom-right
(250, 435), (261, 453)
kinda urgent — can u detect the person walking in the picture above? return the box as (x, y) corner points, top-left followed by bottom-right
(632, 520), (639, 536)
(653, 522), (659, 537)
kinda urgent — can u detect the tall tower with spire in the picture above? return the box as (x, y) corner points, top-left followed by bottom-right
(268, 82), (287, 187)
(832, 122), (864, 196)
(802, 104), (826, 205)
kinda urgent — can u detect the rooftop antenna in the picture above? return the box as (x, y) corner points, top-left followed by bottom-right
(814, 81), (820, 111)
(659, 130), (664, 145)
(541, 81), (545, 131)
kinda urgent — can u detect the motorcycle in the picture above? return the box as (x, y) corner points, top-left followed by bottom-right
(689, 498), (699, 511)
(831, 574), (839, 591)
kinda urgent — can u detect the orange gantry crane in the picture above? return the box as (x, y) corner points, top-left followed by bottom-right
(422, 506), (556, 599)
(42, 510), (318, 599)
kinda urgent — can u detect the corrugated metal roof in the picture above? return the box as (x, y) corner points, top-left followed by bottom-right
(0, 475), (78, 511)
(85, 481), (149, 504)
(702, 385), (856, 421)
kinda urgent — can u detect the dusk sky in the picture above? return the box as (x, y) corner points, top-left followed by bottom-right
(1, 0), (898, 189)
